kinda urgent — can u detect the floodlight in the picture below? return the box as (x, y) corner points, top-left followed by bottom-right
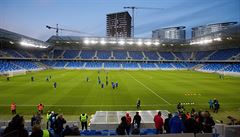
(100, 39), (106, 45)
(153, 41), (160, 46)
(127, 41), (134, 45)
(83, 39), (90, 44)
(90, 40), (98, 44)
(118, 40), (125, 45)
(136, 39), (143, 46)
(144, 41), (152, 46)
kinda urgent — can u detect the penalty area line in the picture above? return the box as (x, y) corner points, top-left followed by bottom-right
(126, 72), (171, 105)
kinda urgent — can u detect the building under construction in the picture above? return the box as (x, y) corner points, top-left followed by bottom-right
(106, 11), (131, 38)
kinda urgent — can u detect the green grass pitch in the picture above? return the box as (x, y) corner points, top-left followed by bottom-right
(0, 70), (239, 123)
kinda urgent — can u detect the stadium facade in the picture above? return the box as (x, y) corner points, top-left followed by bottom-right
(106, 11), (132, 38)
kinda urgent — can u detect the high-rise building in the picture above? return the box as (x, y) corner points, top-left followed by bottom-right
(192, 22), (237, 39)
(152, 26), (186, 43)
(106, 11), (131, 38)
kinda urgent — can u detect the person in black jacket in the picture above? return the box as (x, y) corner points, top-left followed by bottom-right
(30, 124), (43, 137)
(200, 111), (215, 133)
(164, 113), (172, 133)
(54, 115), (66, 137)
(184, 113), (198, 133)
(132, 112), (141, 129)
(3, 114), (28, 137)
(116, 116), (128, 135)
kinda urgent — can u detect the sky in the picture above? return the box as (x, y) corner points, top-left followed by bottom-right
(0, 0), (239, 41)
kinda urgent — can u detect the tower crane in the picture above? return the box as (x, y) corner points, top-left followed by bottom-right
(46, 24), (94, 36)
(123, 6), (164, 38)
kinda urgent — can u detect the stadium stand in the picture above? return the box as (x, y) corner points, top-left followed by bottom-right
(0, 60), (21, 73)
(113, 50), (127, 59)
(63, 50), (80, 59)
(85, 62), (102, 68)
(208, 48), (240, 60)
(104, 62), (121, 68)
(80, 50), (95, 59)
(53, 49), (64, 58)
(144, 51), (159, 60)
(195, 51), (214, 60)
(66, 61), (85, 68)
(140, 63), (157, 69)
(128, 51), (144, 60)
(122, 62), (139, 69)
(173, 52), (192, 60)
(200, 63), (227, 72)
(159, 52), (175, 60)
(97, 50), (111, 59)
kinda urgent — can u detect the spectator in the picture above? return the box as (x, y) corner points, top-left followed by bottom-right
(200, 111), (215, 133)
(31, 113), (42, 127)
(30, 124), (43, 137)
(80, 113), (88, 130)
(54, 114), (66, 137)
(63, 125), (72, 136)
(125, 113), (132, 135)
(46, 111), (51, 129)
(49, 111), (58, 130)
(116, 116), (128, 135)
(164, 113), (172, 133)
(132, 112), (141, 129)
(184, 112), (198, 133)
(154, 111), (164, 134)
(169, 112), (184, 133)
(3, 114), (28, 137)
(131, 123), (140, 135)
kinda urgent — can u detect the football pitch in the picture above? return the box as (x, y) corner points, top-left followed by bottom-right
(0, 69), (240, 122)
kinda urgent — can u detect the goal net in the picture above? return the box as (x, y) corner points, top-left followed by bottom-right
(6, 70), (26, 77)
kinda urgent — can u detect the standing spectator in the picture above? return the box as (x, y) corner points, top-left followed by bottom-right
(169, 112), (185, 133)
(30, 124), (43, 137)
(133, 112), (141, 129)
(154, 111), (164, 134)
(31, 113), (42, 127)
(46, 111), (51, 129)
(208, 99), (213, 110)
(54, 115), (66, 137)
(116, 116), (128, 135)
(200, 111), (215, 133)
(49, 111), (58, 130)
(164, 113), (172, 134)
(184, 113), (198, 133)
(125, 113), (132, 135)
(3, 114), (28, 137)
(10, 102), (16, 115)
(80, 113), (88, 130)
(37, 103), (44, 114)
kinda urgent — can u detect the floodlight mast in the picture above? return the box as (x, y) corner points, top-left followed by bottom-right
(46, 24), (94, 36)
(123, 6), (164, 38)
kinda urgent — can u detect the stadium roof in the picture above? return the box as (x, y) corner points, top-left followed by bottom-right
(0, 28), (51, 48)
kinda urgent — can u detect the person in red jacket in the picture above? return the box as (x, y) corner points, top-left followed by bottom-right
(125, 113), (132, 135)
(154, 111), (164, 134)
(10, 102), (16, 115)
(37, 103), (44, 114)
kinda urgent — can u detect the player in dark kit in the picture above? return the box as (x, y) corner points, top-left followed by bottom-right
(31, 76), (34, 82)
(101, 83), (104, 88)
(112, 82), (115, 89)
(86, 77), (89, 82)
(54, 82), (57, 89)
(137, 98), (141, 109)
(7, 77), (10, 81)
(106, 80), (108, 86)
(115, 82), (118, 88)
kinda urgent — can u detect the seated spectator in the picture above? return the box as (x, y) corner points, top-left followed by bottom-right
(116, 116), (127, 135)
(131, 123), (140, 135)
(184, 112), (198, 133)
(3, 114), (28, 137)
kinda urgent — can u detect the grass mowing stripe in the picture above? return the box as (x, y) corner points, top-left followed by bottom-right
(126, 72), (172, 105)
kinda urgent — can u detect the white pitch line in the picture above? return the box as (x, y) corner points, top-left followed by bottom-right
(126, 72), (171, 105)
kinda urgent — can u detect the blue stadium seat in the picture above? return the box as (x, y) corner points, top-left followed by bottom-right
(80, 50), (95, 59)
(159, 52), (175, 60)
(113, 51), (127, 59)
(128, 51), (144, 60)
(63, 50), (80, 59)
(144, 51), (159, 60)
(97, 51), (111, 59)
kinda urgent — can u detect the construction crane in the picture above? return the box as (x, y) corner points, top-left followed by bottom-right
(46, 24), (94, 36)
(123, 6), (164, 38)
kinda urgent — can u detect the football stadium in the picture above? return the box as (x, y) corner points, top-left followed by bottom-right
(0, 0), (240, 137)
